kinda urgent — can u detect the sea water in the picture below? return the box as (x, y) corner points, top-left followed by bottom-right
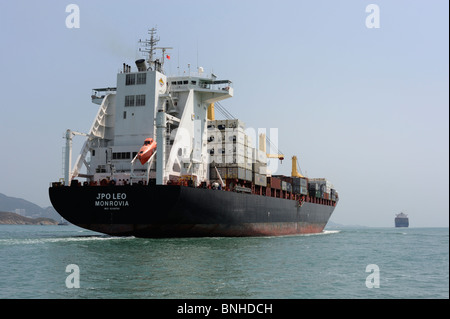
(0, 225), (448, 299)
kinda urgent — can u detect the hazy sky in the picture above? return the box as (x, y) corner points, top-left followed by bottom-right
(0, 0), (448, 227)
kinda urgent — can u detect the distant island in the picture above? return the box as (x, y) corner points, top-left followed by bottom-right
(0, 192), (61, 222)
(0, 211), (58, 225)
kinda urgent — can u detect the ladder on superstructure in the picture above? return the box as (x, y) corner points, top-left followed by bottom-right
(69, 94), (113, 182)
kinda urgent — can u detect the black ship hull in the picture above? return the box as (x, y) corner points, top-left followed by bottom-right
(395, 218), (409, 228)
(49, 185), (335, 238)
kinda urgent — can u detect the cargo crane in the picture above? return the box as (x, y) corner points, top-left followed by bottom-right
(291, 156), (304, 178)
(258, 133), (284, 162)
(266, 153), (285, 162)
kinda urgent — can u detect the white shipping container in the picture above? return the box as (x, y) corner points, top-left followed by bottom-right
(211, 155), (225, 164)
(236, 143), (245, 157)
(254, 149), (267, 164)
(238, 167), (246, 180)
(208, 143), (226, 156)
(224, 128), (245, 144)
(207, 144), (215, 155)
(224, 142), (245, 157)
(224, 154), (233, 165)
(222, 128), (234, 143)
(254, 173), (267, 187)
(245, 169), (252, 181)
(247, 148), (254, 163)
(261, 175), (267, 187)
(207, 123), (221, 139)
(258, 165), (268, 175)
(216, 120), (227, 130)
(225, 144), (233, 156)
(309, 178), (333, 187)
(245, 147), (253, 159)
(208, 130), (223, 143)
(226, 119), (245, 130)
(225, 154), (245, 165)
(246, 134), (253, 147)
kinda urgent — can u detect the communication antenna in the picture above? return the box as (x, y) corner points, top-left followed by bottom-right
(138, 27), (159, 68)
(138, 27), (173, 73)
(196, 39), (199, 71)
(177, 48), (180, 75)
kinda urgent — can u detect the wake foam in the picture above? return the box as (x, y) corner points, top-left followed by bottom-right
(0, 235), (135, 246)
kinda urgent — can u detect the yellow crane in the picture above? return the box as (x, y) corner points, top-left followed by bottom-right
(291, 156), (304, 178)
(207, 103), (215, 120)
(258, 133), (284, 162)
(258, 134), (304, 177)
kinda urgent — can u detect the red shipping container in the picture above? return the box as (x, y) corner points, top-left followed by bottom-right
(269, 177), (281, 189)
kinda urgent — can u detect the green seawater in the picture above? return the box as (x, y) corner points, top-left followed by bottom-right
(0, 225), (448, 299)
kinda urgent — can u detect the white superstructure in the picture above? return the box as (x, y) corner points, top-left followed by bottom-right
(65, 28), (233, 186)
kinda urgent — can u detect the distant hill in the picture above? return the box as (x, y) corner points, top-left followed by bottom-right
(0, 193), (61, 220)
(0, 211), (58, 225)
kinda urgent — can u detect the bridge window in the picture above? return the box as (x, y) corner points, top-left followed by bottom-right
(125, 95), (135, 107)
(136, 94), (146, 106)
(126, 74), (136, 85)
(137, 73), (146, 85)
(112, 152), (131, 160)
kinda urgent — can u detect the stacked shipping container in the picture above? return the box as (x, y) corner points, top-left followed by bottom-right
(207, 120), (338, 203)
(308, 178), (338, 200)
(207, 119), (260, 182)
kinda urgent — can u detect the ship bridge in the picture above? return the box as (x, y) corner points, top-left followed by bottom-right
(168, 76), (233, 103)
(91, 87), (117, 105)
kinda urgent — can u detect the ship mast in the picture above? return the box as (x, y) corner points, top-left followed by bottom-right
(138, 27), (172, 73)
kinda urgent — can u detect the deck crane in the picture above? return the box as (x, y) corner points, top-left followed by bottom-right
(291, 156), (305, 178)
(258, 134), (305, 177)
(64, 129), (89, 186)
(258, 133), (284, 162)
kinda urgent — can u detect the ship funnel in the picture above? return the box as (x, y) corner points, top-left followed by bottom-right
(135, 59), (147, 72)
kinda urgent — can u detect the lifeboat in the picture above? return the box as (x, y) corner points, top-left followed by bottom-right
(138, 138), (157, 165)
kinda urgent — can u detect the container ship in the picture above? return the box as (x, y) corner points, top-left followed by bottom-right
(395, 212), (409, 228)
(48, 28), (339, 238)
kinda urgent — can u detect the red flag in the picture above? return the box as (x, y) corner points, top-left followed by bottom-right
(166, 55), (171, 60)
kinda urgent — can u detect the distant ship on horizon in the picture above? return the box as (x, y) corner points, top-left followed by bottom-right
(395, 212), (409, 228)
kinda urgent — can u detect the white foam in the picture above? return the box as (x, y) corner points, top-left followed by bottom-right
(0, 236), (135, 246)
(322, 230), (341, 235)
(297, 230), (341, 237)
